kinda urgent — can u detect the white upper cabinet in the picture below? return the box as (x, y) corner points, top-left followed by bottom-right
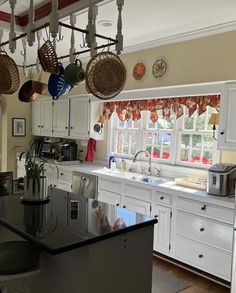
(32, 99), (52, 136)
(52, 99), (70, 137)
(218, 83), (236, 150)
(70, 97), (90, 140)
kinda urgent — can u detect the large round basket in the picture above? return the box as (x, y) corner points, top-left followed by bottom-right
(86, 52), (126, 100)
(0, 51), (20, 95)
(38, 40), (59, 74)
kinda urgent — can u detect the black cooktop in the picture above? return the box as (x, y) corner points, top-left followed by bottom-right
(0, 187), (156, 255)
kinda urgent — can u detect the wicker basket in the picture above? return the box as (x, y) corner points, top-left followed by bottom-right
(86, 52), (126, 100)
(0, 51), (20, 95)
(38, 40), (59, 74)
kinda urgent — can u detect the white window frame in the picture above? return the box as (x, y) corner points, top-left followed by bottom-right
(108, 107), (220, 169)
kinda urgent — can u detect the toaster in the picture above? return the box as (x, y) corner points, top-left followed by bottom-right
(207, 163), (236, 196)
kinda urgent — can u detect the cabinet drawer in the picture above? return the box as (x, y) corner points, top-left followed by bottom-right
(177, 197), (234, 224)
(58, 168), (73, 182)
(98, 189), (121, 206)
(122, 196), (151, 216)
(124, 183), (152, 202)
(175, 236), (231, 281)
(99, 178), (122, 194)
(153, 191), (172, 205)
(176, 211), (233, 252)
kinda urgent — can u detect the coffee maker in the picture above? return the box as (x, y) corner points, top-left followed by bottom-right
(61, 142), (77, 161)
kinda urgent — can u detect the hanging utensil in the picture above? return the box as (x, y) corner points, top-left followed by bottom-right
(27, 0), (35, 47)
(9, 0), (16, 53)
(36, 30), (42, 73)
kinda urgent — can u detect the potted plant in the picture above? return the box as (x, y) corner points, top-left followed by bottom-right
(19, 151), (48, 201)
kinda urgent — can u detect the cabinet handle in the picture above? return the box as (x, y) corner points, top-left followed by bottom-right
(116, 203), (119, 207)
(70, 126), (73, 129)
(154, 215), (158, 219)
(41, 125), (44, 128)
(65, 126), (68, 129)
(38, 125), (40, 128)
(198, 254), (203, 259)
(60, 173), (64, 176)
(220, 130), (225, 135)
(54, 185), (56, 187)
(49, 184), (52, 187)
(123, 205), (126, 208)
(200, 227), (205, 232)
(201, 204), (206, 211)
(160, 196), (164, 200)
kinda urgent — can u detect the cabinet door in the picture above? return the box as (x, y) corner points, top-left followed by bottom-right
(32, 101), (41, 135)
(151, 204), (171, 255)
(41, 100), (53, 136)
(98, 189), (121, 206)
(218, 83), (236, 150)
(122, 196), (151, 216)
(70, 97), (90, 139)
(52, 99), (70, 137)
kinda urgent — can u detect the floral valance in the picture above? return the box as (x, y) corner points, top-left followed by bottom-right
(104, 95), (220, 123)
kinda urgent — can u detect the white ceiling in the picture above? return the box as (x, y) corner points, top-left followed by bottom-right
(1, 0), (236, 70)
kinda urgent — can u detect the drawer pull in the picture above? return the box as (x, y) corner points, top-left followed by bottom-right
(198, 254), (203, 259)
(116, 203), (120, 207)
(201, 204), (206, 211)
(200, 227), (205, 232)
(154, 215), (158, 219)
(160, 196), (164, 200)
(60, 173), (64, 176)
(123, 205), (126, 208)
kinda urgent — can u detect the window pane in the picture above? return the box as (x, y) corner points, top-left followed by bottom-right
(184, 115), (194, 130)
(165, 117), (174, 129)
(157, 117), (165, 130)
(180, 149), (189, 162)
(191, 150), (201, 163)
(154, 133), (163, 145)
(196, 112), (206, 131)
(152, 146), (160, 158)
(147, 120), (157, 130)
(203, 135), (214, 149)
(115, 131), (137, 156)
(162, 133), (171, 146)
(181, 134), (190, 148)
(202, 151), (213, 165)
(146, 133), (154, 145)
(118, 120), (126, 129)
(162, 147), (170, 160)
(192, 135), (201, 148)
(127, 119), (140, 129)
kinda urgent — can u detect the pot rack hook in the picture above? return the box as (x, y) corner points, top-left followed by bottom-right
(36, 30), (42, 73)
(69, 14), (76, 63)
(42, 27), (50, 42)
(50, 0), (59, 39)
(21, 36), (27, 76)
(80, 32), (88, 48)
(116, 0), (124, 55)
(56, 25), (64, 42)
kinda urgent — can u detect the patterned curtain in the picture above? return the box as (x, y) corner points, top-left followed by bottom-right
(103, 95), (220, 123)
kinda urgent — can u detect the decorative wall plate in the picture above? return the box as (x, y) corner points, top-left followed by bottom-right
(152, 58), (167, 78)
(133, 62), (145, 80)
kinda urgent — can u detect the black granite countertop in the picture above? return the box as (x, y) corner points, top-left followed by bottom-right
(0, 187), (157, 255)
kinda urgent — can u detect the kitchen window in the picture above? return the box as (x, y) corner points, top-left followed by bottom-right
(110, 106), (218, 168)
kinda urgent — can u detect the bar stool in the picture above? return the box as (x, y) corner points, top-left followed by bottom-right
(0, 241), (40, 293)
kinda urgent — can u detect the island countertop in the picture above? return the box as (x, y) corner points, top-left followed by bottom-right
(0, 187), (157, 255)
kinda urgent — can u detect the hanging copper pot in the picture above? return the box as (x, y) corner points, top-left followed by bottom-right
(18, 80), (49, 102)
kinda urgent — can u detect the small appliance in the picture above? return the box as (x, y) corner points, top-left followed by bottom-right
(207, 163), (236, 196)
(61, 142), (77, 161)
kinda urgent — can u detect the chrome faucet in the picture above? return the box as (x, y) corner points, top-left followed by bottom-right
(133, 150), (152, 175)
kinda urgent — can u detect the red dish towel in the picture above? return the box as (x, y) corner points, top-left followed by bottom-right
(84, 138), (96, 162)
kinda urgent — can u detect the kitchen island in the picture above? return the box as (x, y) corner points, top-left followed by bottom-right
(0, 187), (157, 293)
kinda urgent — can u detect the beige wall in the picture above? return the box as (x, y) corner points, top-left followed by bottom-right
(1, 74), (32, 177)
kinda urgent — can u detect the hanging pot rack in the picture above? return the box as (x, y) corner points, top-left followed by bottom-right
(0, 21), (118, 69)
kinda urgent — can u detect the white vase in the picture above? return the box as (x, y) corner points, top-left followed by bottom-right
(24, 176), (48, 201)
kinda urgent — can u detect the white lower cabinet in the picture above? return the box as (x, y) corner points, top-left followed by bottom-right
(175, 235), (232, 281)
(175, 196), (233, 281)
(151, 204), (171, 255)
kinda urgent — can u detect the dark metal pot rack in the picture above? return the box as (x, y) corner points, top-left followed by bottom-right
(0, 22), (118, 68)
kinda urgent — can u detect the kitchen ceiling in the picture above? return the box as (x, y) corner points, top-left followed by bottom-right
(1, 0), (236, 69)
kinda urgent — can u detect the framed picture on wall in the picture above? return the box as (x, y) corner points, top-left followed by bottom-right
(12, 118), (26, 137)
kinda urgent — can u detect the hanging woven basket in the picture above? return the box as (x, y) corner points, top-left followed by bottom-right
(0, 51), (20, 95)
(38, 40), (59, 74)
(86, 52), (126, 100)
